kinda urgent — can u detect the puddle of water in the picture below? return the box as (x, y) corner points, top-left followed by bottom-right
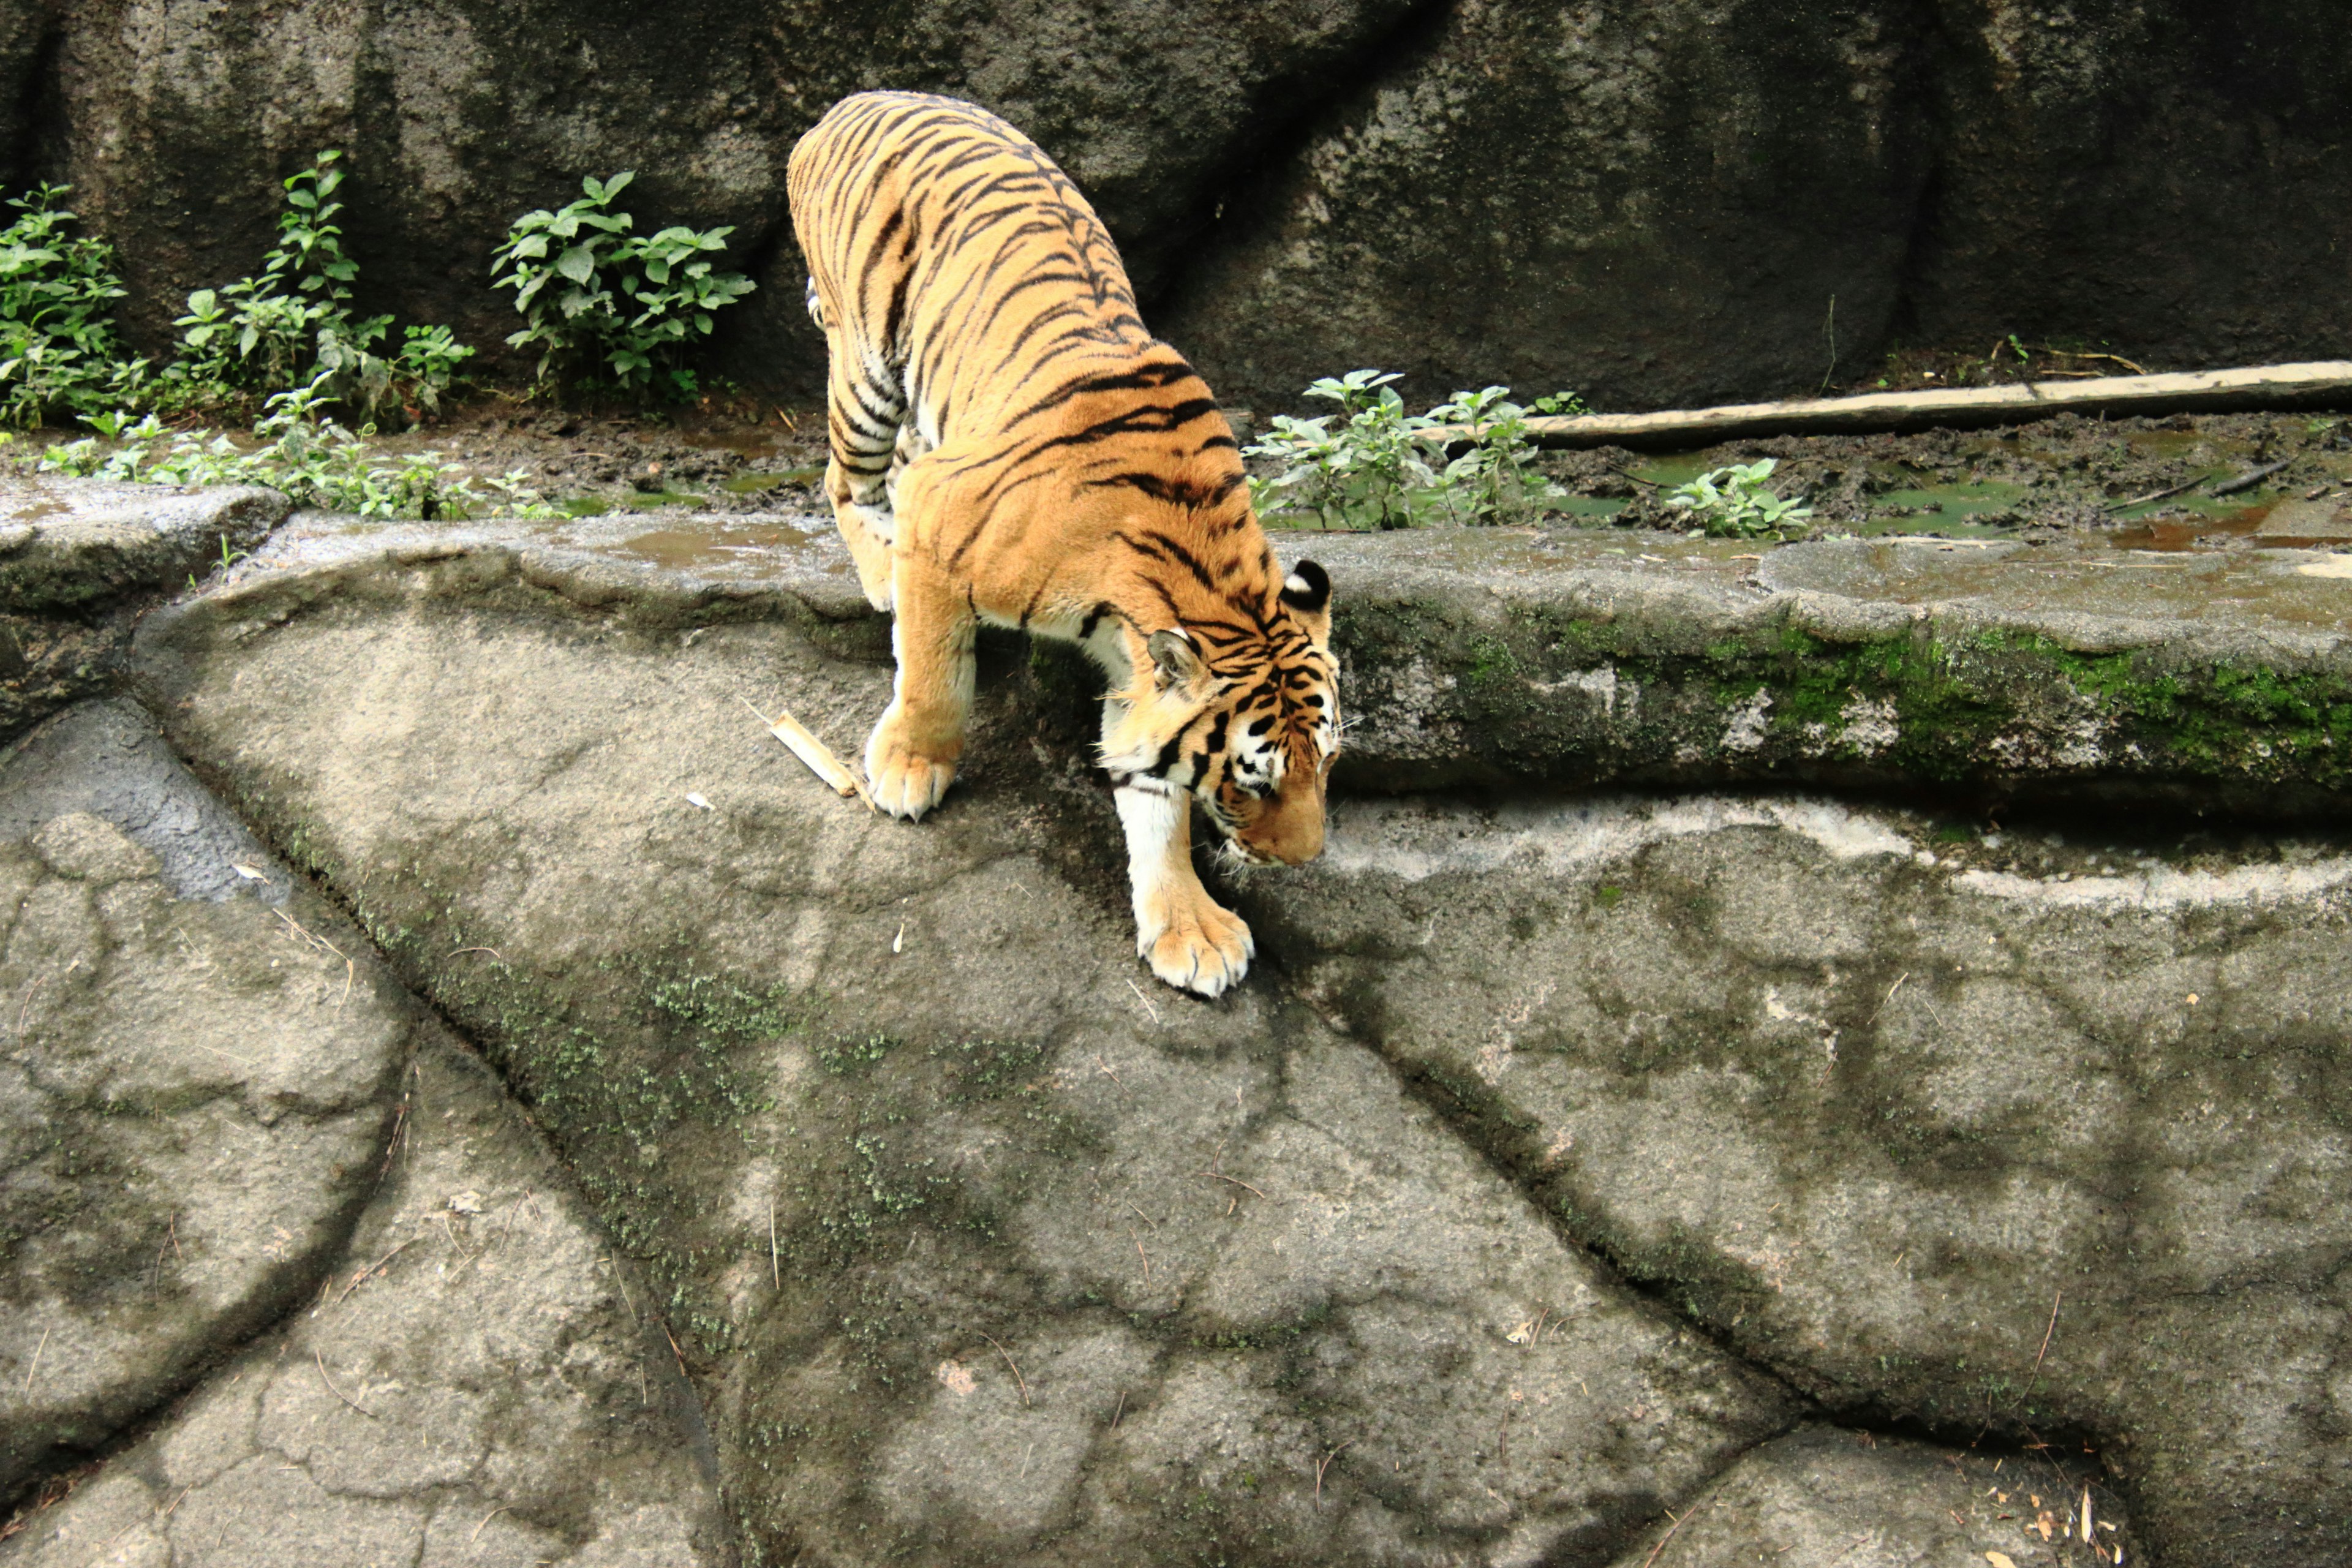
(1626, 454), (1718, 488)
(2106, 500), (2273, 551)
(9, 500), (69, 523)
(1549, 496), (1630, 521)
(617, 521), (815, 570)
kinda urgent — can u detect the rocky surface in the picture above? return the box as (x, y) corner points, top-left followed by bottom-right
(0, 476), (288, 743)
(12, 4), (2351, 404)
(1161, 0), (1928, 412)
(0, 701), (406, 1499)
(123, 537), (1813, 1564)
(1249, 789), (2352, 1563)
(0, 1018), (730, 1568)
(28, 0), (1418, 366)
(1910, 2), (2352, 380)
(1600, 1424), (2120, 1568)
(0, 477), (285, 615)
(200, 503), (2352, 816)
(28, 470), (2352, 1559)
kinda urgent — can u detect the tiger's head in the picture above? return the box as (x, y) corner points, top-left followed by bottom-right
(1101, 560), (1338, 867)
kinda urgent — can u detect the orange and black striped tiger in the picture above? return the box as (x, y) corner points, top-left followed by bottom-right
(787, 91), (1338, 998)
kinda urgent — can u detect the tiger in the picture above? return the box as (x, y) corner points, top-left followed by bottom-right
(786, 91), (1339, 999)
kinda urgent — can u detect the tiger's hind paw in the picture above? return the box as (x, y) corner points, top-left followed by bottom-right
(864, 710), (959, 820)
(1137, 889), (1254, 999)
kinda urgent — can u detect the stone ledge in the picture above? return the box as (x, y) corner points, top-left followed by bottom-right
(136, 498), (2352, 817)
(0, 476), (290, 615)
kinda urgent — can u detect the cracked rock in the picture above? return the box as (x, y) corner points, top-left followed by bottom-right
(129, 540), (1798, 1564)
(1602, 1424), (2127, 1568)
(0, 703), (406, 1501)
(0, 476), (287, 616)
(0, 1025), (729, 1567)
(1251, 792), (2352, 1564)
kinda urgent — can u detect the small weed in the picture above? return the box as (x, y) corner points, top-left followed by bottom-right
(162, 151), (471, 421)
(815, 1033), (897, 1076)
(1245, 369), (1581, 530)
(492, 171), (756, 403)
(0, 184), (146, 426)
(39, 371), (557, 521)
(1664, 459), (1814, 540)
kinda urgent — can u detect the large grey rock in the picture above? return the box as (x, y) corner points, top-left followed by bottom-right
(200, 506), (2352, 817)
(0, 474), (289, 743)
(0, 1025), (731, 1568)
(1246, 790), (2352, 1565)
(10, 5), (2352, 404)
(1161, 0), (1930, 413)
(0, 701), (406, 1500)
(0, 475), (286, 615)
(127, 532), (1800, 1566)
(34, 0), (1419, 372)
(1602, 1424), (2125, 1568)
(1909, 2), (2352, 377)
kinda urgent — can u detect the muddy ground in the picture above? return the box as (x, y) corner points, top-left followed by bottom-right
(34, 394), (2352, 555)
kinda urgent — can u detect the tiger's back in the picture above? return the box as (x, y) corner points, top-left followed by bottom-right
(787, 91), (1338, 999)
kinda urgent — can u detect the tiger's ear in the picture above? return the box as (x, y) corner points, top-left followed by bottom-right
(1281, 559), (1332, 641)
(1147, 627), (1205, 693)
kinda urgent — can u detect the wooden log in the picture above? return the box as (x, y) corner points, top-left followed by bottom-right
(1437, 361), (2352, 450)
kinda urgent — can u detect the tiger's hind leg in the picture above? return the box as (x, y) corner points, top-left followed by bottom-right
(819, 333), (905, 612)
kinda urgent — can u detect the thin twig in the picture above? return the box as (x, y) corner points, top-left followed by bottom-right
(1124, 979), (1161, 1026)
(1869, 971), (1909, 1025)
(2105, 477), (2204, 511)
(1194, 1170), (1271, 1202)
(468, 1507), (509, 1545)
(976, 1331), (1031, 1406)
(1110, 1390), (1125, 1430)
(314, 1349), (377, 1419)
(1314, 1438), (1355, 1506)
(1131, 1229), (1152, 1284)
(769, 1198), (780, 1290)
(332, 1239), (415, 1306)
(2026, 1288), (2064, 1396)
(2208, 458), (2294, 497)
(448, 946), (505, 960)
(1637, 1497), (1711, 1568)
(21, 1325), (48, 1395)
(1095, 1052), (1131, 1095)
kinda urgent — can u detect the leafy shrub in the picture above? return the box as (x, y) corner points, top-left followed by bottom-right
(491, 171), (755, 402)
(39, 372), (553, 521)
(1245, 370), (1583, 529)
(1664, 459), (1814, 539)
(165, 151), (470, 419)
(0, 184), (147, 426)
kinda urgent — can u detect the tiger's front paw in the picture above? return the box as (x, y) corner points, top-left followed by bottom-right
(1136, 886), (1255, 998)
(864, 708), (959, 820)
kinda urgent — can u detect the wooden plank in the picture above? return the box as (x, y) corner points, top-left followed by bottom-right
(1433, 361), (2352, 450)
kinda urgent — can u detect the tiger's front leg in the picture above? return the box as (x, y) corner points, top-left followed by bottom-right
(1114, 778), (1254, 998)
(865, 551), (974, 820)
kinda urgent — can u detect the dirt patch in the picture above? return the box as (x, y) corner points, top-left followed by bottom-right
(36, 394), (2352, 555)
(1534, 407), (2352, 551)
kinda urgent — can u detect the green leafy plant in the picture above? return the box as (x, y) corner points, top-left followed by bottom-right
(164, 151), (469, 420)
(1664, 458), (1814, 539)
(1244, 370), (1579, 530)
(0, 184), (147, 426)
(491, 172), (755, 402)
(40, 372), (554, 522)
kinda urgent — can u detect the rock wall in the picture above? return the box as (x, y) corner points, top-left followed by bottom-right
(6, 477), (2350, 1561)
(2, 1), (2349, 409)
